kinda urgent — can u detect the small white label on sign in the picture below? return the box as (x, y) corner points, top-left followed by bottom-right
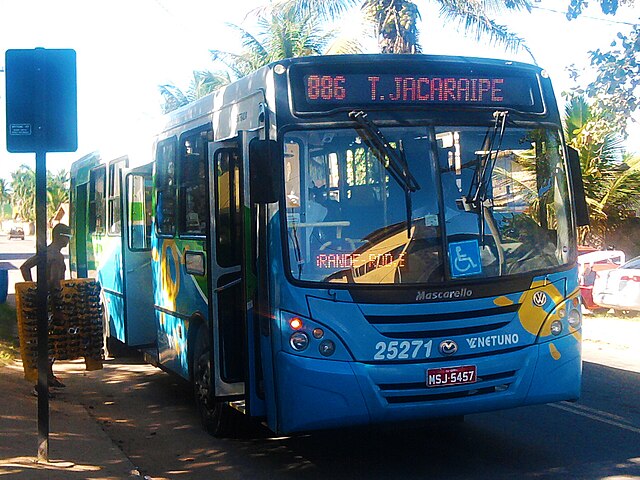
(9, 124), (32, 136)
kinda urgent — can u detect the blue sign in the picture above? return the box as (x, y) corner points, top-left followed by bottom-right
(5, 48), (77, 153)
(449, 240), (482, 277)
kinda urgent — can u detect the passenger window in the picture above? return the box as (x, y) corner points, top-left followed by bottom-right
(178, 129), (211, 236)
(127, 174), (153, 250)
(108, 158), (127, 236)
(215, 148), (241, 267)
(155, 138), (178, 236)
(89, 166), (106, 234)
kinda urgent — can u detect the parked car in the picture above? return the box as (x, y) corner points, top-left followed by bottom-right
(592, 255), (640, 314)
(578, 249), (626, 311)
(8, 227), (25, 240)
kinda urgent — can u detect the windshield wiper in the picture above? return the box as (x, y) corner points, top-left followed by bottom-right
(457, 110), (509, 275)
(457, 110), (508, 213)
(349, 111), (421, 236)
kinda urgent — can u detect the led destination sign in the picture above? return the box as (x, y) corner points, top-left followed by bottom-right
(296, 72), (539, 111)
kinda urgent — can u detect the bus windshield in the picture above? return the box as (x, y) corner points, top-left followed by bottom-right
(283, 124), (574, 284)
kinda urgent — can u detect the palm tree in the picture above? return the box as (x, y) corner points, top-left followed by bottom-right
(47, 169), (70, 221)
(210, 8), (338, 77)
(265, 0), (534, 55)
(160, 0), (535, 112)
(9, 166), (72, 225)
(564, 95), (640, 246)
(159, 70), (232, 113)
(0, 178), (11, 219)
(439, 1), (534, 51)
(10, 165), (36, 223)
(161, 1), (357, 113)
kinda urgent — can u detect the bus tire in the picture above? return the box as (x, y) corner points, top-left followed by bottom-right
(193, 325), (236, 437)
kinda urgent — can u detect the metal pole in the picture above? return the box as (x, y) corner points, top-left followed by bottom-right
(35, 150), (49, 462)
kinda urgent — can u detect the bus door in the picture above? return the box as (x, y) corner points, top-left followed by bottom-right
(122, 164), (156, 346)
(71, 181), (89, 278)
(208, 140), (246, 399)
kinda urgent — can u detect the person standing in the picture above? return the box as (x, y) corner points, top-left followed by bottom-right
(20, 223), (71, 390)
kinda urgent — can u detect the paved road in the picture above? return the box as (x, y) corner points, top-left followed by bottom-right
(49, 341), (639, 480)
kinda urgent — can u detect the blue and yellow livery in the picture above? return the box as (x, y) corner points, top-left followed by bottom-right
(69, 54), (588, 437)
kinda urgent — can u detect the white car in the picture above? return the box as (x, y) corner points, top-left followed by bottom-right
(592, 255), (640, 314)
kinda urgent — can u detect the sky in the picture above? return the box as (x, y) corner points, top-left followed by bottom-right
(0, 0), (638, 182)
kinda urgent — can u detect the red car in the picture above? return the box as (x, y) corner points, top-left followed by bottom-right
(578, 249), (626, 312)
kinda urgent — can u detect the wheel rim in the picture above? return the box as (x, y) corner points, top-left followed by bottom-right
(195, 351), (214, 412)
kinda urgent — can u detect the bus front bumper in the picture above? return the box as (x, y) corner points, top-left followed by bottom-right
(274, 333), (581, 434)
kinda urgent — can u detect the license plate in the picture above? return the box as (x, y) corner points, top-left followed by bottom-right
(427, 365), (477, 388)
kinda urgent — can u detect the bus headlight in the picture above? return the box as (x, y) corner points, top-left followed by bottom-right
(550, 320), (563, 336)
(280, 310), (351, 360)
(290, 332), (309, 351)
(568, 309), (582, 329)
(319, 340), (335, 357)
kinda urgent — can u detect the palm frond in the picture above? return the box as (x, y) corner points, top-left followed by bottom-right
(264, 0), (360, 21)
(158, 84), (190, 114)
(437, 0), (533, 59)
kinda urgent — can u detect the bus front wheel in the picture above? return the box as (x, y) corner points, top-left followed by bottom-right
(193, 326), (237, 437)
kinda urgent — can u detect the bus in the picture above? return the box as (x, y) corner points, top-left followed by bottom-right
(69, 54), (589, 436)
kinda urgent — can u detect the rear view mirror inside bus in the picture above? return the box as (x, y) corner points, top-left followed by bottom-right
(249, 138), (281, 204)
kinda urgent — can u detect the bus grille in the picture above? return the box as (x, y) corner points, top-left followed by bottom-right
(364, 304), (520, 339)
(377, 370), (517, 404)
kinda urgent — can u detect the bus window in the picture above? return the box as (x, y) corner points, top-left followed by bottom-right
(89, 166), (106, 235)
(215, 148), (241, 267)
(155, 137), (178, 236)
(178, 129), (211, 236)
(108, 159), (126, 236)
(127, 173), (153, 250)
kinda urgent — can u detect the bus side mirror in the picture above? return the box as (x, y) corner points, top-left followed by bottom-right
(249, 138), (281, 204)
(567, 146), (590, 227)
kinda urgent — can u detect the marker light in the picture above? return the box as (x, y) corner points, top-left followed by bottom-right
(289, 317), (303, 330)
(312, 328), (324, 339)
(568, 309), (582, 329)
(290, 332), (309, 351)
(550, 320), (563, 336)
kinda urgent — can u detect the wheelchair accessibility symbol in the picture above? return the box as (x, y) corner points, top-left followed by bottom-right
(449, 240), (482, 277)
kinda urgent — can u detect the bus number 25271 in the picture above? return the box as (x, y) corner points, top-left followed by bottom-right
(374, 340), (433, 360)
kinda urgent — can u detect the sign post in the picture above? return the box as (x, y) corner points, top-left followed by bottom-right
(5, 47), (77, 462)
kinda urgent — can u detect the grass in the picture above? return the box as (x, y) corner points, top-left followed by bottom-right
(0, 303), (19, 367)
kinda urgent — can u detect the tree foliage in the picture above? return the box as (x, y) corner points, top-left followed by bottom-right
(159, 70), (232, 114)
(565, 0), (635, 19)
(564, 95), (640, 245)
(9, 165), (69, 223)
(565, 1), (639, 144)
(360, 0), (533, 55)
(161, 0), (359, 113)
(160, 0), (538, 111)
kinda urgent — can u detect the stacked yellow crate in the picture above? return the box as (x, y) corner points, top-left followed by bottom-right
(16, 279), (104, 380)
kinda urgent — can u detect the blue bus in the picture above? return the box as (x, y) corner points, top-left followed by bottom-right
(69, 54), (589, 436)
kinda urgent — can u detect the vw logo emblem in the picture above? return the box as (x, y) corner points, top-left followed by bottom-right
(532, 291), (547, 307)
(439, 340), (458, 356)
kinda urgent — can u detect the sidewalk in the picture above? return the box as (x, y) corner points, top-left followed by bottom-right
(581, 315), (640, 373)
(0, 361), (140, 479)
